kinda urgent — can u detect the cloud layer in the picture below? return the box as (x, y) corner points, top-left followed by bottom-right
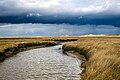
(0, 24), (120, 36)
(0, 0), (120, 16)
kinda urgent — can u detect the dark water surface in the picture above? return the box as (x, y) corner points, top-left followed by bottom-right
(0, 24), (120, 36)
(0, 45), (82, 80)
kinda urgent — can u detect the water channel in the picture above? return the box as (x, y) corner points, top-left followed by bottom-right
(0, 45), (82, 80)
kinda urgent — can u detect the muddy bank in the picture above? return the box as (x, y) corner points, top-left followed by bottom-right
(62, 44), (89, 61)
(63, 50), (86, 62)
(62, 44), (88, 80)
(0, 42), (57, 62)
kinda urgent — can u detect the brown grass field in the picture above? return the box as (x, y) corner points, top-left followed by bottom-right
(63, 36), (120, 80)
(0, 35), (120, 80)
(0, 37), (78, 61)
(0, 36), (78, 52)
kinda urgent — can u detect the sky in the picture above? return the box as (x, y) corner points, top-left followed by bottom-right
(0, 24), (120, 36)
(0, 0), (120, 16)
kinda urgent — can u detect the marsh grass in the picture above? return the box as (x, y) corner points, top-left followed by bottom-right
(0, 37), (78, 51)
(0, 36), (120, 80)
(0, 37), (78, 61)
(63, 37), (120, 80)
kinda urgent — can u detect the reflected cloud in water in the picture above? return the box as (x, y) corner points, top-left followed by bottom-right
(0, 24), (120, 36)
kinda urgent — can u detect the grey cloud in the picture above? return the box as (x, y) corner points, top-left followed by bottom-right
(0, 0), (120, 16)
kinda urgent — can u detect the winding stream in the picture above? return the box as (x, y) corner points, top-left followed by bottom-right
(0, 45), (82, 80)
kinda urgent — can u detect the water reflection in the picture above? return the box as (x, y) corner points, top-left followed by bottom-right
(0, 23), (120, 36)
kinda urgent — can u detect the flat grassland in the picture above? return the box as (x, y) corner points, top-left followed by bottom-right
(0, 37), (77, 52)
(63, 36), (120, 80)
(0, 36), (120, 80)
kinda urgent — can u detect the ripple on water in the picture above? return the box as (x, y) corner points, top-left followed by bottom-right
(0, 45), (82, 80)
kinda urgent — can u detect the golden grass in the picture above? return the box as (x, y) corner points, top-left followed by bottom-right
(0, 38), (59, 62)
(0, 36), (120, 80)
(0, 36), (78, 52)
(0, 37), (78, 62)
(63, 37), (120, 80)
